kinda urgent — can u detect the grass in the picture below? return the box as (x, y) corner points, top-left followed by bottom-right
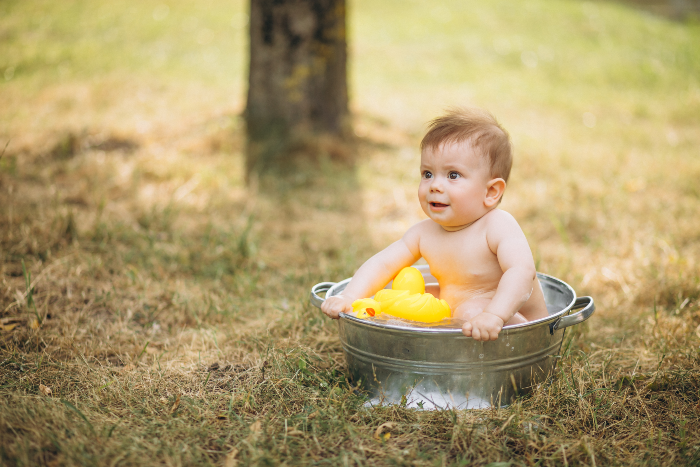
(1, 0), (700, 465)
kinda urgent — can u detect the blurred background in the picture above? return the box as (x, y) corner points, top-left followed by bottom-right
(2, 0), (698, 309)
(1, 0), (700, 464)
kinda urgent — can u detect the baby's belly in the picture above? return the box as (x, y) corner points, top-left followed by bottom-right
(439, 284), (497, 310)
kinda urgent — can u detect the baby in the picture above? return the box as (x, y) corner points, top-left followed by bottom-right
(322, 107), (548, 341)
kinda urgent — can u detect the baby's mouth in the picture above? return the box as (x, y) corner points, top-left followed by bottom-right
(430, 202), (448, 208)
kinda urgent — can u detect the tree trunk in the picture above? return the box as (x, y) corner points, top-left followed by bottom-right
(246, 0), (349, 174)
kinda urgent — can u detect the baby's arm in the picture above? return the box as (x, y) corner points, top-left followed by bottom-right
(321, 226), (422, 319)
(462, 212), (537, 341)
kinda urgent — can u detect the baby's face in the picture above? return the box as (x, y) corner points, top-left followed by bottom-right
(418, 141), (494, 229)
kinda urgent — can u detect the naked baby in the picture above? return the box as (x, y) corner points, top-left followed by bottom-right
(321, 108), (548, 341)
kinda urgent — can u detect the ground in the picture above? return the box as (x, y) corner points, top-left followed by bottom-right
(1, 0), (700, 465)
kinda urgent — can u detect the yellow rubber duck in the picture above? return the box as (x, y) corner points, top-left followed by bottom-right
(351, 298), (381, 319)
(351, 267), (451, 323)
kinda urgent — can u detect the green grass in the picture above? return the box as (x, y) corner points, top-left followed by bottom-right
(2, 0), (700, 465)
(0, 0), (247, 82)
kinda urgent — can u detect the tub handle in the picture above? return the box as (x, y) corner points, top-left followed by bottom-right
(552, 296), (595, 332)
(310, 282), (336, 309)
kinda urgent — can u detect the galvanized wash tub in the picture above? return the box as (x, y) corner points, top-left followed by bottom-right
(310, 265), (595, 409)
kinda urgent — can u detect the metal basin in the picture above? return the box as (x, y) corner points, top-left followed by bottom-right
(310, 265), (595, 409)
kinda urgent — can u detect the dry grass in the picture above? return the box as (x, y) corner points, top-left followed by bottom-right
(2, 0), (700, 465)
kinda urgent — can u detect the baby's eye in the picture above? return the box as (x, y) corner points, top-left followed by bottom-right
(422, 171), (433, 179)
(448, 171), (461, 180)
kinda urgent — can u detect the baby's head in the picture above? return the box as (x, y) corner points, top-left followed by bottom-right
(421, 107), (512, 183)
(418, 108), (513, 228)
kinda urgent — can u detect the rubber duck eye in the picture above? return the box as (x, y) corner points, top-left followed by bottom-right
(448, 171), (460, 180)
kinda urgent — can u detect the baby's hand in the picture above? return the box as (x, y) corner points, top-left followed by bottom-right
(462, 312), (504, 341)
(321, 295), (353, 319)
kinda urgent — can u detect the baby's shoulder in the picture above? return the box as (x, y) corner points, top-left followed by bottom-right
(482, 209), (525, 238)
(403, 219), (441, 242)
(406, 218), (441, 233)
(483, 208), (517, 225)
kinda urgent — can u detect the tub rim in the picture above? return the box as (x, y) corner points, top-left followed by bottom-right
(314, 270), (580, 335)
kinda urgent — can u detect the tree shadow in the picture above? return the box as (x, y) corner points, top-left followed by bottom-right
(243, 108), (415, 296)
(590, 0), (700, 20)
(248, 155), (375, 290)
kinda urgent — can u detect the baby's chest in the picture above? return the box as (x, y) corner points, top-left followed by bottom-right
(419, 232), (498, 277)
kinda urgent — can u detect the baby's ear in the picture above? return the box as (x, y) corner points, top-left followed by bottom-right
(485, 178), (506, 207)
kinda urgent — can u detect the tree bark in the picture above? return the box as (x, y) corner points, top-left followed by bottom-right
(246, 0), (349, 174)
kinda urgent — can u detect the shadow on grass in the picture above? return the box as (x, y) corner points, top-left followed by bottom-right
(593, 0), (700, 20)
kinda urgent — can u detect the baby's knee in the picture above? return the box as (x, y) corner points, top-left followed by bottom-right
(504, 312), (527, 326)
(454, 298), (491, 321)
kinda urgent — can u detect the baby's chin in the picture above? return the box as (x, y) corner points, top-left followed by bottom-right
(428, 216), (476, 231)
(439, 221), (476, 232)
(431, 213), (484, 231)
(421, 204), (482, 230)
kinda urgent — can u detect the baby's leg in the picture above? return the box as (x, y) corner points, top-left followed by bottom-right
(505, 312), (527, 326)
(454, 298), (527, 325)
(453, 298), (491, 322)
(425, 284), (440, 298)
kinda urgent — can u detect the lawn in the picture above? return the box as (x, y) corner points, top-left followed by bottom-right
(1, 0), (700, 465)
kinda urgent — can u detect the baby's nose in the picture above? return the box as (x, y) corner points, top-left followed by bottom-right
(430, 179), (444, 192)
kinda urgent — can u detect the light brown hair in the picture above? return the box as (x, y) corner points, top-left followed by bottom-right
(421, 107), (512, 182)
